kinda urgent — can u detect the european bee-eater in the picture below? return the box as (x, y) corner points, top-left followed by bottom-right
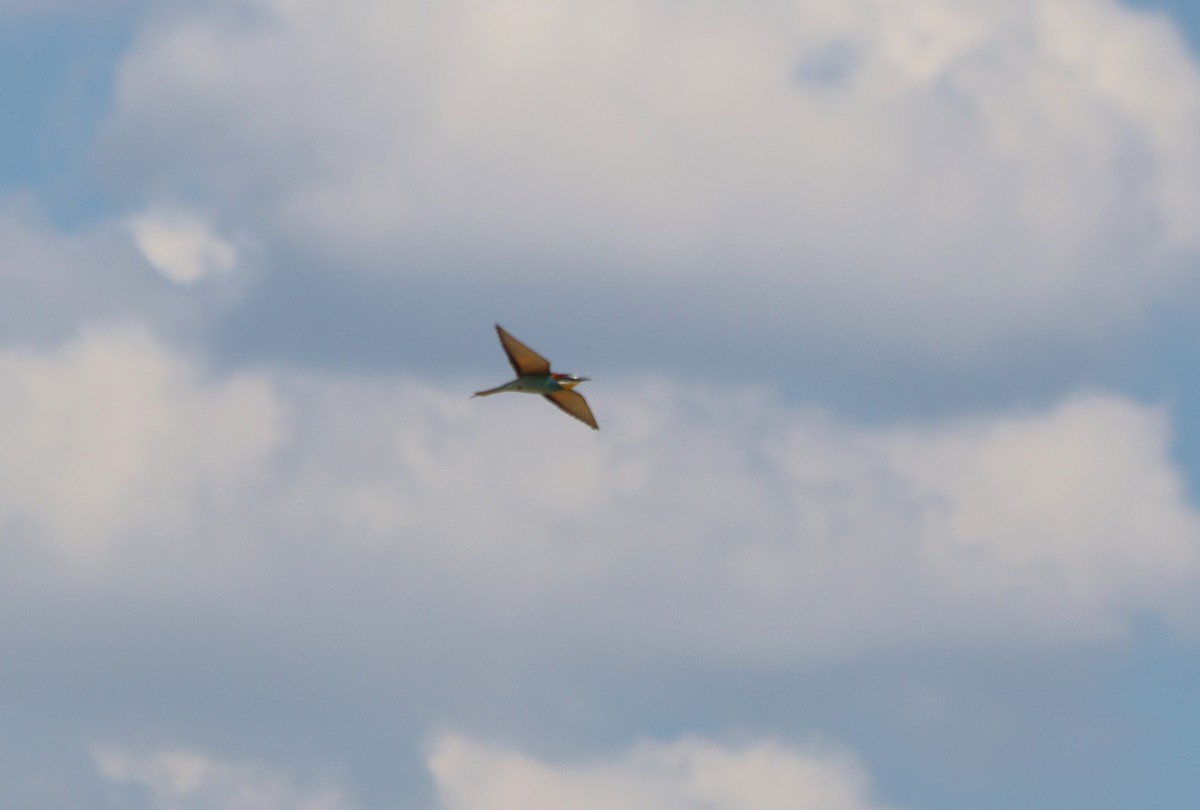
(473, 324), (598, 430)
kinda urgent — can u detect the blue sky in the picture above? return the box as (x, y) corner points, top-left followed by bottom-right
(2, 1), (1200, 809)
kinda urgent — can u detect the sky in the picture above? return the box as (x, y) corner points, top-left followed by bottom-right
(1, 1), (1200, 808)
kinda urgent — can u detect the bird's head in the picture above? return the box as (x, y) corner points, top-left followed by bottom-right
(552, 373), (590, 390)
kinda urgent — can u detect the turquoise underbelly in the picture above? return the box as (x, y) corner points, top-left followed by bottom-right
(510, 376), (561, 394)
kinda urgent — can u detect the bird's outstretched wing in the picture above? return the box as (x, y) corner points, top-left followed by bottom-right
(544, 390), (599, 430)
(495, 324), (551, 376)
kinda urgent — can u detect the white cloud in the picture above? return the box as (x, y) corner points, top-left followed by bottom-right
(7, 329), (1189, 651)
(100, 0), (1200, 359)
(327, 381), (1196, 655)
(93, 733), (893, 810)
(0, 198), (176, 343)
(6, 1), (1200, 803)
(428, 733), (894, 810)
(0, 326), (282, 566)
(0, 330), (1193, 803)
(129, 208), (236, 284)
(882, 396), (1200, 611)
(96, 747), (355, 810)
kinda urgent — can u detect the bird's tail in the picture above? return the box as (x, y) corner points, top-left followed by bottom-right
(471, 384), (507, 398)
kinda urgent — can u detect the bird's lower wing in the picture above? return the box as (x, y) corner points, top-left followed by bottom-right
(543, 390), (599, 430)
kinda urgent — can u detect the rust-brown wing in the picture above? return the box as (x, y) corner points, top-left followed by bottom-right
(495, 324), (551, 376)
(543, 390), (599, 430)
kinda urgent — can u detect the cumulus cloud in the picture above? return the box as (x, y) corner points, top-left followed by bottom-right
(0, 326), (282, 566)
(0, 198), (177, 344)
(100, 0), (1200, 362)
(428, 733), (894, 810)
(6, 326), (1192, 649)
(6, 1), (1200, 806)
(295, 380), (1196, 655)
(882, 396), (1200, 611)
(96, 747), (355, 810)
(0, 328), (1194, 804)
(92, 733), (895, 810)
(128, 208), (237, 284)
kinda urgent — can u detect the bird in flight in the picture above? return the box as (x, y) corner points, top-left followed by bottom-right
(473, 324), (599, 430)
